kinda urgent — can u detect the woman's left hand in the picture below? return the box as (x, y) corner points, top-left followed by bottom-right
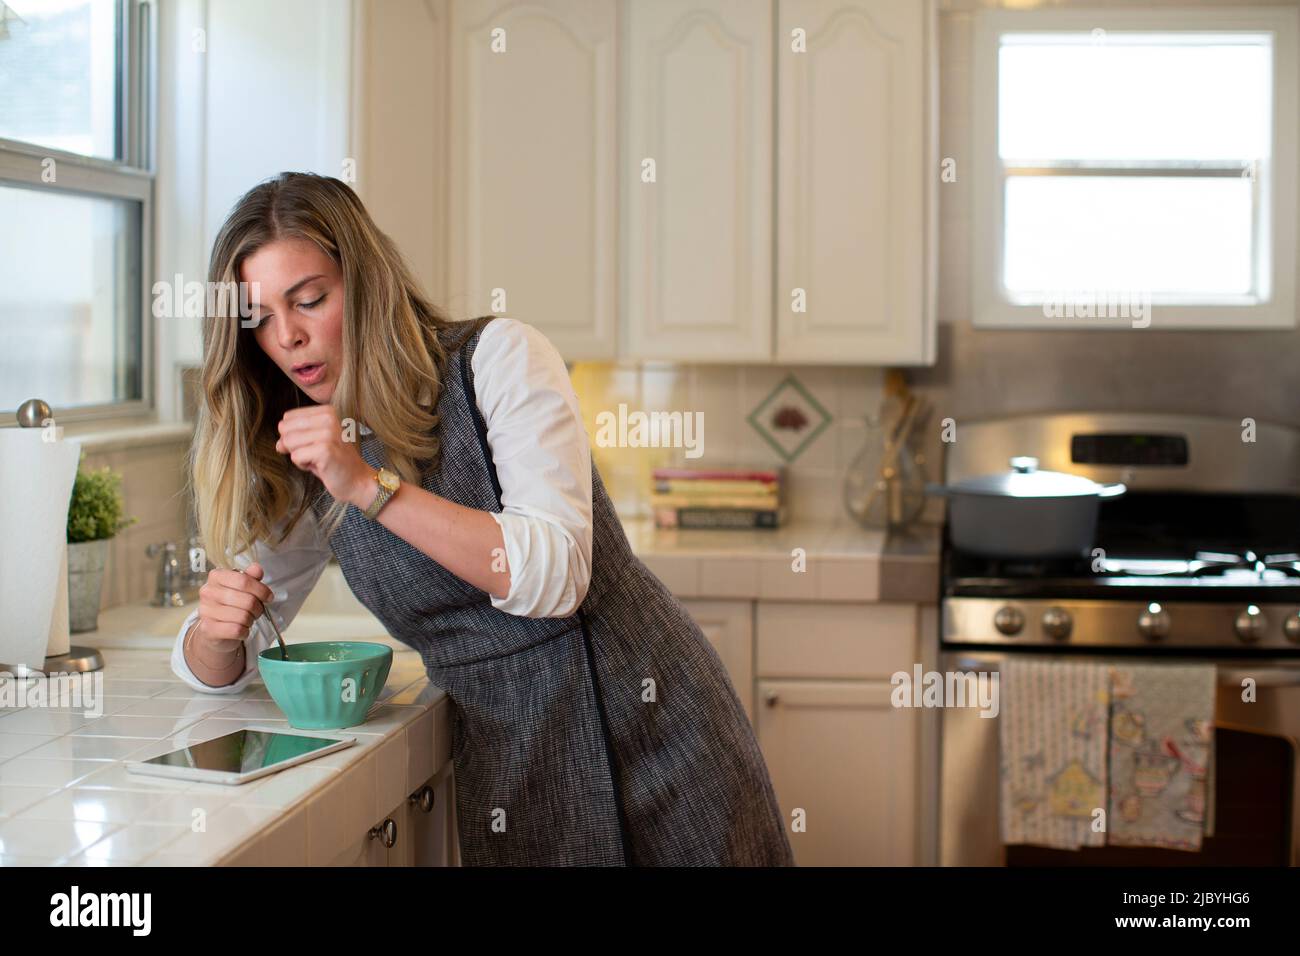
(274, 406), (374, 507)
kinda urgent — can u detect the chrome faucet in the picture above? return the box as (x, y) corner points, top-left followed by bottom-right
(145, 534), (209, 607)
(146, 542), (185, 606)
(183, 534), (208, 593)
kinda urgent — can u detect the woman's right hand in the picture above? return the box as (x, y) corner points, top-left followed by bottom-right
(192, 562), (276, 646)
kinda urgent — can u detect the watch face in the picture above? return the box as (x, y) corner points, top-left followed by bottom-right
(378, 468), (400, 492)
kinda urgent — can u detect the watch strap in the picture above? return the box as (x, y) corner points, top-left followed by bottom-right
(362, 469), (397, 520)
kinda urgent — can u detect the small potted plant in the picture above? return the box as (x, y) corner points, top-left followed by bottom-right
(66, 458), (136, 633)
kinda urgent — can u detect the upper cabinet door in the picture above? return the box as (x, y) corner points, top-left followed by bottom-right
(447, 0), (618, 360)
(623, 0), (774, 362)
(776, 0), (935, 365)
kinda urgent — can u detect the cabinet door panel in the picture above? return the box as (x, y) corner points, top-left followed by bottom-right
(757, 678), (918, 865)
(776, 0), (932, 363)
(448, 0), (618, 359)
(409, 769), (454, 867)
(624, 0), (773, 360)
(756, 600), (917, 679)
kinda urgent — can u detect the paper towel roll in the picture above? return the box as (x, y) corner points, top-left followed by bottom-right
(0, 428), (81, 669)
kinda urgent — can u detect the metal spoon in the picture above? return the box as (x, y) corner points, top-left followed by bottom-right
(261, 603), (289, 660)
(241, 565), (288, 659)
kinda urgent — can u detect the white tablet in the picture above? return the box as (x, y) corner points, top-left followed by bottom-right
(125, 724), (357, 786)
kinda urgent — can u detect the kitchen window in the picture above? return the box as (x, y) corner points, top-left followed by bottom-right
(0, 0), (154, 421)
(972, 8), (1299, 329)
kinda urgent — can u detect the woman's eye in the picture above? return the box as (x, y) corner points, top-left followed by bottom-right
(300, 295), (325, 310)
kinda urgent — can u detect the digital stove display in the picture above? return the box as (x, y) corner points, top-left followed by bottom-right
(1070, 432), (1189, 467)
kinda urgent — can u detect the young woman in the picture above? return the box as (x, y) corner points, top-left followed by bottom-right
(171, 171), (794, 867)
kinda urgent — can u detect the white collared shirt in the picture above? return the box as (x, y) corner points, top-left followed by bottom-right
(171, 316), (593, 693)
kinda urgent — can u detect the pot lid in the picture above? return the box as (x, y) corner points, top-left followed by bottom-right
(953, 456), (1108, 498)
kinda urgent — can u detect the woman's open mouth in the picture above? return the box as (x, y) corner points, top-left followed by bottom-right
(293, 362), (326, 385)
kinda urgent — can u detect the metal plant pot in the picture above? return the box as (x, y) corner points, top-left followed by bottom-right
(67, 538), (110, 633)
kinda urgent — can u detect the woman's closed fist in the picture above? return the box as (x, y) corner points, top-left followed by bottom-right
(194, 562), (276, 644)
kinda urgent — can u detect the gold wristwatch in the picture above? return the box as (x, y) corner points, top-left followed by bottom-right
(361, 467), (401, 520)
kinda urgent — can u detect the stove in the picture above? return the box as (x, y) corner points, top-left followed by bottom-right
(939, 415), (1300, 652)
(937, 412), (1300, 866)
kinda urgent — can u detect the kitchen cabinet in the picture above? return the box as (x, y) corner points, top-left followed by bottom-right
(758, 677), (918, 865)
(680, 599), (755, 721)
(408, 767), (457, 866)
(328, 767), (456, 867)
(621, 0), (775, 361)
(425, 0), (935, 364)
(445, 0), (619, 359)
(622, 0), (933, 363)
(683, 594), (927, 866)
(775, 0), (935, 364)
(754, 600), (922, 866)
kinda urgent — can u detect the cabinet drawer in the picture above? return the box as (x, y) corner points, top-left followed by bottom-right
(756, 601), (916, 679)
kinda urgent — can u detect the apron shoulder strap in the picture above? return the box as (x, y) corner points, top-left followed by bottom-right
(445, 314), (497, 355)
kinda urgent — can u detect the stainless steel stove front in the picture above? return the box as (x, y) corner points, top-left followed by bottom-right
(944, 596), (1300, 651)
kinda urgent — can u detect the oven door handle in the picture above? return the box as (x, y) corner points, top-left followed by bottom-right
(946, 655), (1300, 689)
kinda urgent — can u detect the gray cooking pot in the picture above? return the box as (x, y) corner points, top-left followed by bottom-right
(925, 456), (1126, 558)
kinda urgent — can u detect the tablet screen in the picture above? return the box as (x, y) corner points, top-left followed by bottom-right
(138, 729), (340, 774)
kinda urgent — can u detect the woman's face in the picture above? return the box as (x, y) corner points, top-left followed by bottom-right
(241, 237), (345, 404)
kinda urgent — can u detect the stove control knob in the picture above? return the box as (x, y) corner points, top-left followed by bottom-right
(994, 606), (1025, 636)
(1137, 603), (1171, 642)
(1234, 605), (1268, 644)
(1285, 612), (1300, 645)
(1041, 606), (1073, 641)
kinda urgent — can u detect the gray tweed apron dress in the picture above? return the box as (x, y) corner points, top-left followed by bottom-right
(310, 316), (794, 866)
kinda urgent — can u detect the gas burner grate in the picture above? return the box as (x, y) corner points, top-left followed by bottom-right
(1118, 550), (1300, 581)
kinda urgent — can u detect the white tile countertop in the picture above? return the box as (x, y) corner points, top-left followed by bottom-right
(0, 650), (449, 866)
(621, 516), (941, 603)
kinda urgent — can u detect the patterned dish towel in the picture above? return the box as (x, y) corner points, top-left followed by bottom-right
(999, 659), (1111, 850)
(1106, 663), (1216, 851)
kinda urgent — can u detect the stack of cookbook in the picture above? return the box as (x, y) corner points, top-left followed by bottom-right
(649, 466), (785, 529)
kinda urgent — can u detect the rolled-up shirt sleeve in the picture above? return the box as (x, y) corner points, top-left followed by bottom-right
(472, 317), (593, 619)
(170, 508), (333, 693)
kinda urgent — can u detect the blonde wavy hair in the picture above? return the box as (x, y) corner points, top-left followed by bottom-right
(189, 171), (456, 568)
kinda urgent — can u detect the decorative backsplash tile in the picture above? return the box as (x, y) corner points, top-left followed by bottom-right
(570, 361), (883, 523)
(746, 373), (833, 463)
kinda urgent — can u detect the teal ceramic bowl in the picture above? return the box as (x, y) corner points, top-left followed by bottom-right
(257, 641), (393, 730)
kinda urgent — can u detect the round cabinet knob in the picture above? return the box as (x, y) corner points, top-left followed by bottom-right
(1041, 607), (1073, 641)
(369, 818), (398, 848)
(1234, 605), (1268, 644)
(408, 785), (436, 814)
(1137, 603), (1171, 642)
(994, 606), (1025, 636)
(1284, 611), (1300, 645)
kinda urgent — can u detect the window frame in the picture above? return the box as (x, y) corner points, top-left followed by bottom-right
(0, 0), (157, 425)
(971, 6), (1299, 330)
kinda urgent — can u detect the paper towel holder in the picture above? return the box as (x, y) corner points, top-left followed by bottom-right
(0, 399), (105, 678)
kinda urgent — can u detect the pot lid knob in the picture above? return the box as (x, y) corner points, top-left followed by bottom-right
(1009, 456), (1039, 473)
